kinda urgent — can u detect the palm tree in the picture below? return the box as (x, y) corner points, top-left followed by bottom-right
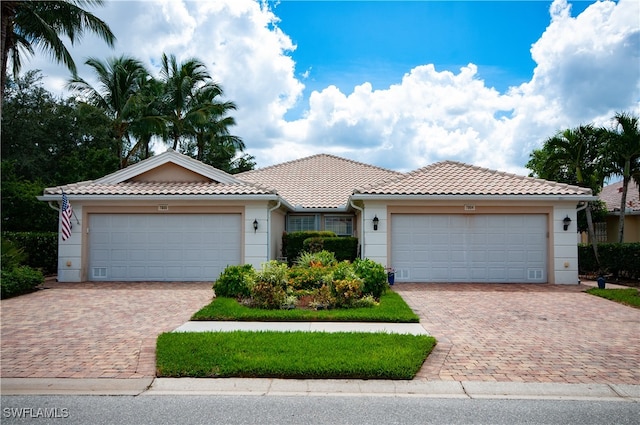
(603, 112), (640, 243)
(1, 0), (115, 106)
(159, 53), (222, 150)
(67, 55), (149, 168)
(190, 85), (243, 162)
(531, 125), (607, 265)
(127, 76), (166, 163)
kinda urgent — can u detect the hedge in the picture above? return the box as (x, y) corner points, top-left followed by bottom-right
(578, 243), (640, 279)
(303, 236), (358, 262)
(2, 232), (58, 275)
(1, 266), (44, 298)
(283, 231), (336, 265)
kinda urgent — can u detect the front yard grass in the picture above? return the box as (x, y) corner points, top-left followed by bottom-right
(156, 331), (436, 379)
(191, 290), (419, 322)
(586, 287), (640, 308)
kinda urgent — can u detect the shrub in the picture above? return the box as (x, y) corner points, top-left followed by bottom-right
(296, 250), (337, 268)
(303, 236), (358, 262)
(2, 232), (57, 274)
(250, 280), (287, 309)
(353, 258), (388, 299)
(579, 243), (640, 279)
(332, 278), (364, 307)
(309, 284), (336, 310)
(213, 264), (255, 298)
(256, 261), (289, 288)
(1, 266), (44, 298)
(1, 238), (27, 270)
(288, 266), (332, 290)
(283, 231), (336, 265)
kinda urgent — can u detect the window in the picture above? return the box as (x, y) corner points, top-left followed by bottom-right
(325, 216), (353, 236)
(287, 215), (317, 232)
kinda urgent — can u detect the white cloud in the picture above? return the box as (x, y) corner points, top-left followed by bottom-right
(25, 0), (640, 175)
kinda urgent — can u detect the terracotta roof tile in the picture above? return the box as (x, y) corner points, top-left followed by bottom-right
(599, 180), (640, 211)
(44, 181), (274, 196)
(355, 161), (593, 196)
(237, 154), (402, 208)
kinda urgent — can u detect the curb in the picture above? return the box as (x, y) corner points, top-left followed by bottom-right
(2, 378), (639, 402)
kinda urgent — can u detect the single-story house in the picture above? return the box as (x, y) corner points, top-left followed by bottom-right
(596, 180), (640, 243)
(39, 149), (594, 284)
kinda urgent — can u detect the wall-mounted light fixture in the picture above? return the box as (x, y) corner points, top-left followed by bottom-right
(373, 215), (379, 231)
(563, 215), (571, 231)
(253, 219), (258, 233)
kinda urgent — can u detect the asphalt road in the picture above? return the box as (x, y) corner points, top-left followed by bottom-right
(1, 395), (638, 425)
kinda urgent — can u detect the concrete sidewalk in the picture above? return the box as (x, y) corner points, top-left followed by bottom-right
(2, 377), (639, 402)
(172, 321), (430, 335)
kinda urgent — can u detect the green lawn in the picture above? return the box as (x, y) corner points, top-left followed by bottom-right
(191, 290), (419, 322)
(586, 287), (640, 308)
(156, 331), (436, 379)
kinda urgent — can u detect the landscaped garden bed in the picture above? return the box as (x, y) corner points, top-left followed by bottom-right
(192, 291), (419, 322)
(157, 252), (434, 379)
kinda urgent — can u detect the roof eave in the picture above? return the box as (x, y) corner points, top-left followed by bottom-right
(349, 194), (597, 202)
(37, 194), (281, 202)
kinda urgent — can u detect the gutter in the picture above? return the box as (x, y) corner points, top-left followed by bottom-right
(350, 194), (597, 202)
(37, 194), (282, 202)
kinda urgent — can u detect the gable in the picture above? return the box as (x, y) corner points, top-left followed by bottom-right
(95, 149), (240, 185)
(128, 163), (213, 183)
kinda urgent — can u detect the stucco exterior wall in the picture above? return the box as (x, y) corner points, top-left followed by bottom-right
(552, 204), (581, 284)
(605, 214), (640, 243)
(56, 204), (84, 282)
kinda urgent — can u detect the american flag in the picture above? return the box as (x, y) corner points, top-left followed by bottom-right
(60, 193), (73, 241)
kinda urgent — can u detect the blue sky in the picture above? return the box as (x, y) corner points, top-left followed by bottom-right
(29, 0), (639, 174)
(276, 1), (590, 105)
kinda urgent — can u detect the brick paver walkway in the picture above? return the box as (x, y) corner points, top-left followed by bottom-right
(1, 282), (213, 379)
(394, 283), (640, 385)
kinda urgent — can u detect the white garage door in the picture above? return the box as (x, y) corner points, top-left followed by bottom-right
(89, 214), (241, 281)
(391, 214), (547, 283)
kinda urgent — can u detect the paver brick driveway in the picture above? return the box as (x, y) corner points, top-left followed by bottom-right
(2, 281), (639, 385)
(394, 283), (640, 385)
(1, 282), (213, 379)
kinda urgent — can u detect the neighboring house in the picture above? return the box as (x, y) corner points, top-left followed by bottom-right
(39, 149), (594, 284)
(596, 180), (640, 243)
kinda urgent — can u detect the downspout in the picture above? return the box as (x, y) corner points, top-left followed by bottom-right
(267, 200), (281, 261)
(47, 201), (60, 212)
(576, 201), (588, 213)
(349, 200), (364, 259)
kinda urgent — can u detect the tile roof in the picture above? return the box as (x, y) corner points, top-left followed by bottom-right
(237, 154), (403, 208)
(355, 161), (593, 196)
(599, 180), (640, 211)
(43, 181), (275, 196)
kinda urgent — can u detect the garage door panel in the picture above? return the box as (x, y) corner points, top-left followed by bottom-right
(89, 214), (241, 281)
(391, 214), (547, 283)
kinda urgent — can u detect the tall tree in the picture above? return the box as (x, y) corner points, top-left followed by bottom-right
(159, 53), (220, 150)
(67, 55), (150, 168)
(1, 0), (115, 108)
(527, 125), (607, 264)
(603, 112), (640, 243)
